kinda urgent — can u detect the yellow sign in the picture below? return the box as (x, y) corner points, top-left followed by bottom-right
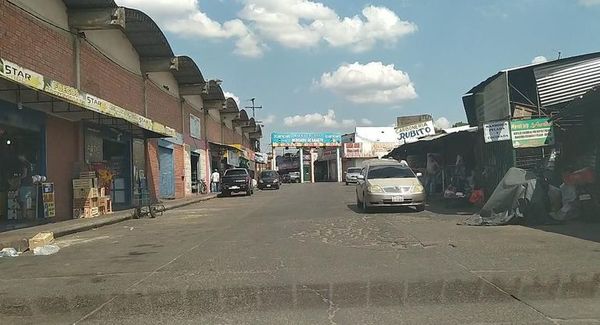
(0, 58), (44, 90)
(0, 57), (178, 138)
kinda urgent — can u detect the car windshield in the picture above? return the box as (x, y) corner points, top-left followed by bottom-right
(367, 166), (415, 179)
(224, 169), (247, 176)
(261, 171), (278, 178)
(348, 168), (362, 174)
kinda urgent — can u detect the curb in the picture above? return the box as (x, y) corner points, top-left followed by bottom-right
(0, 194), (217, 251)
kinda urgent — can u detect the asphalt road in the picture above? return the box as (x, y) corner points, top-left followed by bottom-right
(1, 183), (600, 324)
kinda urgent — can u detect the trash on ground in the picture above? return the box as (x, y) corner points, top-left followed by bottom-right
(0, 247), (19, 257)
(33, 244), (60, 256)
(29, 232), (54, 250)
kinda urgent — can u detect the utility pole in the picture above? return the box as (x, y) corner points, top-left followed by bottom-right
(245, 97), (262, 119)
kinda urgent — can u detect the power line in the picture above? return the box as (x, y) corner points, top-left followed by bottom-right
(245, 97), (262, 119)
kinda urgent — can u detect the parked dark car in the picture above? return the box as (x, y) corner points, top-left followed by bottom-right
(258, 170), (281, 190)
(220, 168), (254, 196)
(281, 173), (292, 183)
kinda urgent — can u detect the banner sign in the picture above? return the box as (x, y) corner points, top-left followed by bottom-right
(395, 120), (435, 141)
(510, 118), (554, 148)
(255, 152), (268, 164)
(190, 114), (202, 139)
(271, 132), (342, 147)
(483, 120), (511, 143)
(343, 143), (362, 158)
(227, 149), (240, 167)
(0, 57), (177, 138)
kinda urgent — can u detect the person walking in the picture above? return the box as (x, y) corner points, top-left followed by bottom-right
(210, 169), (220, 193)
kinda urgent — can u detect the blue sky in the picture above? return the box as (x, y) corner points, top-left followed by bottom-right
(117, 0), (600, 137)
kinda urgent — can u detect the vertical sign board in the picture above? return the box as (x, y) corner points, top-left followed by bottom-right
(190, 114), (202, 139)
(483, 120), (511, 143)
(510, 118), (554, 148)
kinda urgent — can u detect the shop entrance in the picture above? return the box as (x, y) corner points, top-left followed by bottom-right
(158, 145), (174, 198)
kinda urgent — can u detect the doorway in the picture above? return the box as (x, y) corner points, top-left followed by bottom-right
(159, 145), (174, 198)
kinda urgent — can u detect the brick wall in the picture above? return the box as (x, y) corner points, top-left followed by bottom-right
(0, 0), (74, 86)
(80, 43), (145, 115)
(223, 124), (235, 145)
(146, 139), (160, 200)
(182, 103), (206, 150)
(146, 81), (182, 132)
(206, 114), (222, 144)
(173, 144), (185, 198)
(46, 116), (79, 221)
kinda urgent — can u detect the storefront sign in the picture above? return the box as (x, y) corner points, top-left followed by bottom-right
(395, 120), (435, 141)
(0, 58), (44, 90)
(271, 132), (342, 147)
(0, 57), (177, 138)
(343, 143), (362, 158)
(227, 149), (240, 167)
(483, 120), (511, 143)
(190, 114), (201, 139)
(510, 118), (554, 148)
(255, 152), (268, 164)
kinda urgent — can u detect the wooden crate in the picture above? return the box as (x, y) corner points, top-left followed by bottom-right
(28, 232), (54, 250)
(79, 171), (97, 179)
(73, 178), (98, 188)
(73, 187), (99, 199)
(73, 197), (98, 208)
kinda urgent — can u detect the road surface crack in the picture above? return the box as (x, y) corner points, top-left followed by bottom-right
(302, 285), (339, 325)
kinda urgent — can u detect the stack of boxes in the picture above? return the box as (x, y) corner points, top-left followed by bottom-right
(72, 171), (112, 218)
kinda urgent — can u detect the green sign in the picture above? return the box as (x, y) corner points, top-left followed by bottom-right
(510, 118), (554, 148)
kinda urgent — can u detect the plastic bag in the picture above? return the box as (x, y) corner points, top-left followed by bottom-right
(33, 244), (60, 256)
(0, 247), (19, 257)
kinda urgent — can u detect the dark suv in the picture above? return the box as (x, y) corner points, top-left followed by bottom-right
(258, 170), (280, 190)
(220, 168), (254, 196)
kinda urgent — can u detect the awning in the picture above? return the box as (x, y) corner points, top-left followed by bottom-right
(0, 57), (177, 138)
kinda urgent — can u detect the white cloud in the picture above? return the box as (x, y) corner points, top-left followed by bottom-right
(318, 62), (418, 105)
(240, 1), (417, 52)
(434, 117), (451, 130)
(360, 118), (373, 126)
(579, 0), (600, 6)
(263, 114), (276, 124)
(531, 56), (548, 64)
(224, 91), (240, 106)
(115, 0), (264, 58)
(283, 109), (366, 128)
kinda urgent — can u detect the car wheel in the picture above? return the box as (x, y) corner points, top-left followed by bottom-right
(221, 191), (229, 197)
(415, 204), (425, 212)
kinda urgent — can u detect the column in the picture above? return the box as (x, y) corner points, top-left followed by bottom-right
(300, 148), (304, 183)
(271, 146), (276, 170)
(336, 146), (342, 182)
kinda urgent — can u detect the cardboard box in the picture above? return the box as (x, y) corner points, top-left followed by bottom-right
(79, 171), (97, 179)
(28, 232), (54, 250)
(73, 187), (99, 199)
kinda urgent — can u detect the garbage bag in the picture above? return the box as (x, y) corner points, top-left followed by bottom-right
(0, 247), (19, 257)
(33, 244), (60, 256)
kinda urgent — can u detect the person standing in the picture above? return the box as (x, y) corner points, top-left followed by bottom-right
(210, 169), (220, 193)
(426, 154), (440, 196)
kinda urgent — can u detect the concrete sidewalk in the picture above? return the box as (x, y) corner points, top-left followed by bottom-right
(0, 193), (217, 252)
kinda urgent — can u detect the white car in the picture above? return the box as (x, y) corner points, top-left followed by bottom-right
(345, 167), (362, 185)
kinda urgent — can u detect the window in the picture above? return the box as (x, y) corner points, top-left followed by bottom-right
(224, 169), (247, 176)
(348, 167), (362, 174)
(190, 114), (201, 139)
(367, 165), (415, 179)
(261, 171), (279, 177)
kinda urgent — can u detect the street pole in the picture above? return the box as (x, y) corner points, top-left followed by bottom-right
(310, 148), (315, 183)
(299, 148), (304, 183)
(271, 146), (276, 170)
(245, 98), (262, 119)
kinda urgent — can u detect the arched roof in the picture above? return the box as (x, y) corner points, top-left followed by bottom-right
(238, 109), (249, 121)
(224, 98), (239, 113)
(202, 80), (225, 101)
(248, 117), (256, 128)
(63, 1), (206, 88)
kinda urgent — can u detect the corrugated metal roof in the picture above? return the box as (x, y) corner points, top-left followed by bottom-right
(123, 8), (173, 58)
(62, 0), (116, 9)
(172, 56), (205, 85)
(238, 109), (249, 121)
(535, 57), (600, 108)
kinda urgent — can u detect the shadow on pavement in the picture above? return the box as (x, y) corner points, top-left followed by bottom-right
(424, 196), (478, 216)
(346, 204), (418, 215)
(531, 222), (600, 243)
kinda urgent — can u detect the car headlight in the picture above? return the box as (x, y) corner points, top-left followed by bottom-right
(273, 179), (278, 183)
(412, 184), (424, 193)
(259, 180), (264, 183)
(367, 185), (384, 193)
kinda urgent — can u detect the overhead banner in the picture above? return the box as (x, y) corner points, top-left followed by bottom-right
(271, 132), (342, 147)
(510, 118), (554, 148)
(395, 120), (435, 142)
(483, 120), (511, 143)
(0, 57), (177, 138)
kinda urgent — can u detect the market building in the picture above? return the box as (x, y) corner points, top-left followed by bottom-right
(462, 52), (600, 194)
(0, 0), (261, 226)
